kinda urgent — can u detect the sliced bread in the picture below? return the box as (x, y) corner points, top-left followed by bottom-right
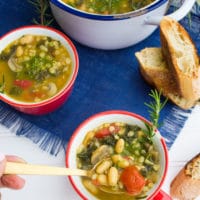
(160, 16), (200, 102)
(170, 153), (200, 200)
(135, 48), (196, 110)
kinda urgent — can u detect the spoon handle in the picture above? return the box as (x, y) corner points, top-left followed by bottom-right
(4, 162), (88, 176)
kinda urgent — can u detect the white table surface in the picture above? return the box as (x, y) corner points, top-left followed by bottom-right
(0, 105), (200, 200)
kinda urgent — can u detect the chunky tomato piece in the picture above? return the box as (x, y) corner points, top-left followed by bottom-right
(14, 79), (32, 89)
(95, 124), (120, 138)
(95, 127), (111, 138)
(120, 165), (145, 195)
(92, 179), (100, 186)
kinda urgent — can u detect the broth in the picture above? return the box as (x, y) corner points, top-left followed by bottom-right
(77, 122), (161, 200)
(0, 35), (72, 103)
(62, 0), (156, 15)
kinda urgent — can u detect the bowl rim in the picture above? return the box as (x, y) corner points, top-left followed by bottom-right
(50, 0), (168, 20)
(0, 25), (79, 108)
(66, 110), (169, 200)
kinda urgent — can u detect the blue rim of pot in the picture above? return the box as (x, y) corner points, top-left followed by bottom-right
(50, 0), (168, 21)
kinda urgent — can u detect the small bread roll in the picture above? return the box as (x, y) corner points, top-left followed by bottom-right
(170, 153), (200, 200)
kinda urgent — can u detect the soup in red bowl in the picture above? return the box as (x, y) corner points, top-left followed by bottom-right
(66, 110), (169, 200)
(0, 26), (79, 115)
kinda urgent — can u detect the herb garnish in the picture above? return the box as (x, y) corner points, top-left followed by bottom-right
(0, 75), (5, 93)
(9, 86), (22, 96)
(19, 55), (52, 81)
(28, 0), (54, 26)
(144, 90), (168, 141)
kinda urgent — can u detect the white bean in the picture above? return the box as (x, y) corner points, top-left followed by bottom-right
(20, 35), (34, 44)
(83, 131), (95, 146)
(65, 57), (71, 65)
(118, 159), (129, 168)
(115, 138), (125, 153)
(82, 179), (99, 195)
(112, 154), (122, 164)
(16, 46), (23, 57)
(97, 174), (108, 186)
(96, 160), (112, 174)
(108, 167), (118, 186)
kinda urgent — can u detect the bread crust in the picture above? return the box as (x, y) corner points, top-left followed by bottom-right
(170, 153), (200, 200)
(160, 17), (200, 102)
(135, 48), (196, 110)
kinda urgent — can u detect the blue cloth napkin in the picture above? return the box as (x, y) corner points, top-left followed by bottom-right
(0, 1), (199, 155)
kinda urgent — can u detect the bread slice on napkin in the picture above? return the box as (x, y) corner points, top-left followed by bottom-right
(170, 153), (200, 200)
(160, 16), (200, 102)
(135, 47), (196, 110)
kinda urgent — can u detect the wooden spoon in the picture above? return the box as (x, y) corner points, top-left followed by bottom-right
(4, 162), (88, 177)
(4, 157), (111, 177)
(6, 161), (171, 198)
(4, 161), (128, 195)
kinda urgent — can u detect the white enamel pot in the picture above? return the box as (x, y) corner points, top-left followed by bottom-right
(50, 0), (196, 50)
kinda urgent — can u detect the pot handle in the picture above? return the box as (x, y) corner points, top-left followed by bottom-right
(153, 190), (172, 200)
(145, 0), (196, 25)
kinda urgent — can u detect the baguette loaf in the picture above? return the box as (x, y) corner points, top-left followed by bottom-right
(160, 17), (200, 102)
(135, 48), (196, 110)
(170, 153), (200, 200)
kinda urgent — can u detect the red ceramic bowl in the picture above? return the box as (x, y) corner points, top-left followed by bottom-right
(66, 110), (170, 200)
(0, 25), (79, 115)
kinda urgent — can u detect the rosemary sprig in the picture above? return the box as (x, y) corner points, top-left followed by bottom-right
(28, 0), (54, 26)
(144, 90), (168, 141)
(0, 75), (5, 93)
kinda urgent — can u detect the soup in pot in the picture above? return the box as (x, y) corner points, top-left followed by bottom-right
(62, 0), (156, 15)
